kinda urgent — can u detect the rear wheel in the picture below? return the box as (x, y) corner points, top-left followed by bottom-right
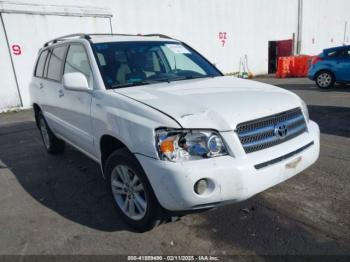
(38, 111), (65, 154)
(105, 149), (163, 232)
(315, 71), (335, 89)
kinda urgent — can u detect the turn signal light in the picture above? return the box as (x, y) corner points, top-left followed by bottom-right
(160, 140), (174, 153)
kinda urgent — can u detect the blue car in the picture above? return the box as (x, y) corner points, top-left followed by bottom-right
(308, 45), (350, 88)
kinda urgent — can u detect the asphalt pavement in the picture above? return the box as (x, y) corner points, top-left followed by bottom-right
(0, 77), (349, 256)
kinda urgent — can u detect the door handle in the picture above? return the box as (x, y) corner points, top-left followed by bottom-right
(39, 83), (44, 89)
(58, 89), (64, 98)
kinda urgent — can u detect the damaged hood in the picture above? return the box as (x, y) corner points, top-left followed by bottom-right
(113, 76), (302, 131)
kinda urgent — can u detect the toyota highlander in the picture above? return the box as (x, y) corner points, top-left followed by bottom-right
(30, 33), (320, 231)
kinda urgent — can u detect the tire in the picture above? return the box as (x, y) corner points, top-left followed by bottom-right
(315, 71), (335, 89)
(38, 111), (65, 154)
(105, 148), (163, 232)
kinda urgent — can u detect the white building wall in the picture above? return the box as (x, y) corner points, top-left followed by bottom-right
(0, 0), (349, 111)
(107, 0), (299, 75)
(301, 0), (350, 55)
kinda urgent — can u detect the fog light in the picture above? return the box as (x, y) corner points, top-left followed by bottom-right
(194, 179), (208, 195)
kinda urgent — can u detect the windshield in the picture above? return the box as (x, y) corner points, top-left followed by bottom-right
(93, 41), (222, 89)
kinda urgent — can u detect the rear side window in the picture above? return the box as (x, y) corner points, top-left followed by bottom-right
(327, 49), (350, 58)
(339, 49), (350, 58)
(64, 44), (92, 83)
(35, 50), (48, 77)
(46, 46), (67, 81)
(327, 51), (337, 57)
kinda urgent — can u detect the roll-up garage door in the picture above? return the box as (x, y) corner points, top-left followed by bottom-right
(0, 3), (112, 111)
(0, 14), (21, 111)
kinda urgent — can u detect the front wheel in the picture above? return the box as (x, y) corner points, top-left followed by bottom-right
(315, 71), (335, 89)
(105, 149), (162, 232)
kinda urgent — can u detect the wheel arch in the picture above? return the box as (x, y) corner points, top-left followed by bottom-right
(314, 69), (336, 81)
(33, 103), (41, 128)
(99, 134), (133, 175)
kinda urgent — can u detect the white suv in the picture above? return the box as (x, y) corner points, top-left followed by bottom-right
(30, 33), (320, 231)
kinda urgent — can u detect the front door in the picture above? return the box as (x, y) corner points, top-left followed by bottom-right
(56, 43), (94, 156)
(334, 48), (350, 82)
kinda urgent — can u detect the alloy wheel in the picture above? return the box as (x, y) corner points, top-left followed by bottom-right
(317, 73), (332, 88)
(111, 164), (147, 220)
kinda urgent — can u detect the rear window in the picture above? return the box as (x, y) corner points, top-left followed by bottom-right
(35, 50), (48, 77)
(46, 46), (67, 81)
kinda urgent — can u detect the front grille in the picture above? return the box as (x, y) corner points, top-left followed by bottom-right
(236, 108), (307, 153)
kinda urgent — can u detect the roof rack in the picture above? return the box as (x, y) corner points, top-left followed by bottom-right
(43, 33), (174, 47)
(142, 34), (173, 39)
(43, 33), (90, 47)
(88, 33), (173, 39)
(88, 33), (138, 37)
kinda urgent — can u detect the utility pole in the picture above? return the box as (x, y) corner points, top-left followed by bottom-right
(296, 0), (303, 55)
(344, 21), (348, 45)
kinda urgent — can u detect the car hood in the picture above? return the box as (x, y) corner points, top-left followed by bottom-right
(113, 76), (302, 131)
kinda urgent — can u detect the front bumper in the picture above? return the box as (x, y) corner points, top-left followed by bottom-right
(136, 121), (320, 211)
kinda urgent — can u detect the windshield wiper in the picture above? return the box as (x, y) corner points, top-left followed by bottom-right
(110, 75), (215, 89)
(184, 75), (212, 80)
(111, 82), (151, 89)
(169, 75), (213, 82)
(111, 79), (172, 89)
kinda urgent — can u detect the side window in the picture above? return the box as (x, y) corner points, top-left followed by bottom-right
(328, 49), (350, 58)
(64, 44), (92, 84)
(327, 51), (337, 57)
(46, 46), (67, 81)
(43, 50), (51, 78)
(35, 50), (48, 77)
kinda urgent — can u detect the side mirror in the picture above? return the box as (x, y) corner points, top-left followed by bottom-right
(63, 72), (89, 91)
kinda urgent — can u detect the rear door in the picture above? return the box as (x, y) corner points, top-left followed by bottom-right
(30, 49), (49, 109)
(40, 45), (68, 133)
(56, 43), (94, 156)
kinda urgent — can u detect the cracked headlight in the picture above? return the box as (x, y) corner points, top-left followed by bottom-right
(301, 100), (310, 122)
(155, 129), (228, 162)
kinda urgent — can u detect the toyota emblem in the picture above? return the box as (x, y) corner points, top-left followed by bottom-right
(274, 123), (288, 139)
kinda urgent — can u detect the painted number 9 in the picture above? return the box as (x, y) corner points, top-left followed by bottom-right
(12, 44), (22, 56)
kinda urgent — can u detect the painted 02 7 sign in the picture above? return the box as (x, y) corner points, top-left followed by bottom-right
(218, 32), (227, 47)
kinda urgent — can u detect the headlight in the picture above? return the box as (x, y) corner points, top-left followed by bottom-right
(155, 129), (228, 162)
(301, 100), (310, 122)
